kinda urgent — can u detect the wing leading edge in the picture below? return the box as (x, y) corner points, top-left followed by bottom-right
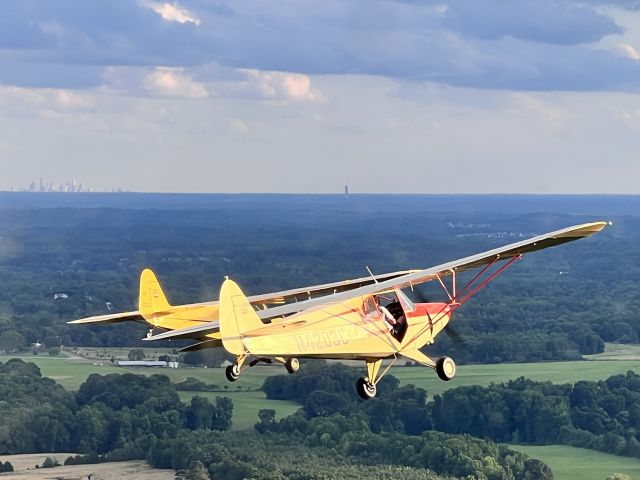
(257, 221), (609, 320)
(145, 221), (608, 346)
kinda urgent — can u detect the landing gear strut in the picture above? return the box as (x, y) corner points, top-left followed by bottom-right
(355, 359), (386, 400)
(435, 356), (456, 381)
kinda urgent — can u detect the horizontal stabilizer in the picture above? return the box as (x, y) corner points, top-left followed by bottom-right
(179, 339), (223, 352)
(143, 321), (220, 341)
(67, 311), (143, 325)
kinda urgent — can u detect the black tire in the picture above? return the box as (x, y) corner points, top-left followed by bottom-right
(356, 377), (377, 400)
(285, 358), (300, 374)
(435, 356), (456, 381)
(225, 364), (240, 382)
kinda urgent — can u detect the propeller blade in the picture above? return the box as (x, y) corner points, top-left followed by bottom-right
(444, 324), (468, 349)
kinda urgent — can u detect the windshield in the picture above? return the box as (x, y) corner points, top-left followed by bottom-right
(396, 289), (415, 312)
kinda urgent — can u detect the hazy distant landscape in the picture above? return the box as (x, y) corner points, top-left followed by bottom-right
(1, 193), (640, 480)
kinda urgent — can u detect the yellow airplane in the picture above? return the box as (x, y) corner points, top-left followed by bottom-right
(69, 267), (417, 372)
(133, 221), (608, 399)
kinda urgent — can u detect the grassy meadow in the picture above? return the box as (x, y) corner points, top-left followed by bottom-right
(3, 344), (640, 478)
(3, 343), (640, 433)
(507, 444), (640, 480)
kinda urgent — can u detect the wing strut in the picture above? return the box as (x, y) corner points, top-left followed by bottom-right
(403, 254), (522, 351)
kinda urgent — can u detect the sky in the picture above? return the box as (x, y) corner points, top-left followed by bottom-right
(1, 0), (640, 194)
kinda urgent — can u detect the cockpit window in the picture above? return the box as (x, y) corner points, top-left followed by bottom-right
(396, 289), (415, 312)
(363, 297), (379, 317)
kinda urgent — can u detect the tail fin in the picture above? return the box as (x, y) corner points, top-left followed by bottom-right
(139, 269), (172, 320)
(219, 278), (263, 355)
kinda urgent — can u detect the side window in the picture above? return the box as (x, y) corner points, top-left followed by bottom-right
(363, 297), (380, 317)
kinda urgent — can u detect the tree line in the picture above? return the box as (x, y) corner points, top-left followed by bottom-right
(0, 358), (551, 479)
(263, 362), (640, 460)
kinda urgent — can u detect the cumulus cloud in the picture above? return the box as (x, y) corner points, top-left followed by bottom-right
(142, 1), (201, 25)
(0, 85), (93, 111)
(618, 43), (640, 60)
(144, 67), (208, 97)
(509, 93), (570, 136)
(240, 70), (323, 102)
(0, 0), (639, 92)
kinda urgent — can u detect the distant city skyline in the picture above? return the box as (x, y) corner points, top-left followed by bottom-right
(8, 177), (124, 193)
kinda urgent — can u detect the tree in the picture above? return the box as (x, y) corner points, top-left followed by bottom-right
(185, 460), (209, 480)
(185, 397), (215, 430)
(0, 330), (26, 353)
(128, 349), (146, 361)
(256, 409), (277, 433)
(42, 456), (59, 468)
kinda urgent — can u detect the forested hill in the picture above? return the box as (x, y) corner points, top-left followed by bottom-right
(0, 193), (638, 363)
(0, 358), (549, 480)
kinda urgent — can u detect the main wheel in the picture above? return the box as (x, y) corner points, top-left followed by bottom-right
(435, 356), (456, 381)
(285, 357), (300, 374)
(356, 377), (377, 400)
(225, 363), (240, 382)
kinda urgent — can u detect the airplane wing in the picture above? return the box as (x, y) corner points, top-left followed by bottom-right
(67, 311), (144, 325)
(68, 269), (413, 325)
(257, 221), (609, 319)
(178, 338), (223, 352)
(143, 321), (221, 341)
(244, 269), (415, 305)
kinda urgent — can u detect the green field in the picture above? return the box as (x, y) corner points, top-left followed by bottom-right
(0, 354), (299, 430)
(0, 354), (280, 390)
(3, 343), (640, 434)
(395, 357), (640, 397)
(178, 390), (300, 430)
(507, 444), (640, 480)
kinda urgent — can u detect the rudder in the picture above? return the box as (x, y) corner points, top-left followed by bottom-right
(219, 278), (263, 355)
(139, 269), (172, 319)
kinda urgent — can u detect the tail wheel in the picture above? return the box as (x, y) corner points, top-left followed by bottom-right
(285, 358), (300, 374)
(435, 356), (456, 381)
(225, 363), (240, 382)
(356, 377), (377, 400)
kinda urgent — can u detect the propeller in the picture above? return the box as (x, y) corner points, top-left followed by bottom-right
(411, 286), (468, 349)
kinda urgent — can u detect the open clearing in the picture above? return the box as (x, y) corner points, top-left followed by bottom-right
(395, 356), (640, 397)
(0, 454), (174, 480)
(0, 354), (300, 430)
(178, 390), (300, 430)
(507, 444), (640, 480)
(2, 342), (638, 429)
(2, 344), (640, 477)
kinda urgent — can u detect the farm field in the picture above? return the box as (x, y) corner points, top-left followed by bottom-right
(178, 390), (300, 430)
(0, 354), (300, 431)
(507, 444), (640, 480)
(0, 353), (278, 390)
(0, 453), (174, 479)
(395, 355), (640, 397)
(6, 341), (640, 392)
